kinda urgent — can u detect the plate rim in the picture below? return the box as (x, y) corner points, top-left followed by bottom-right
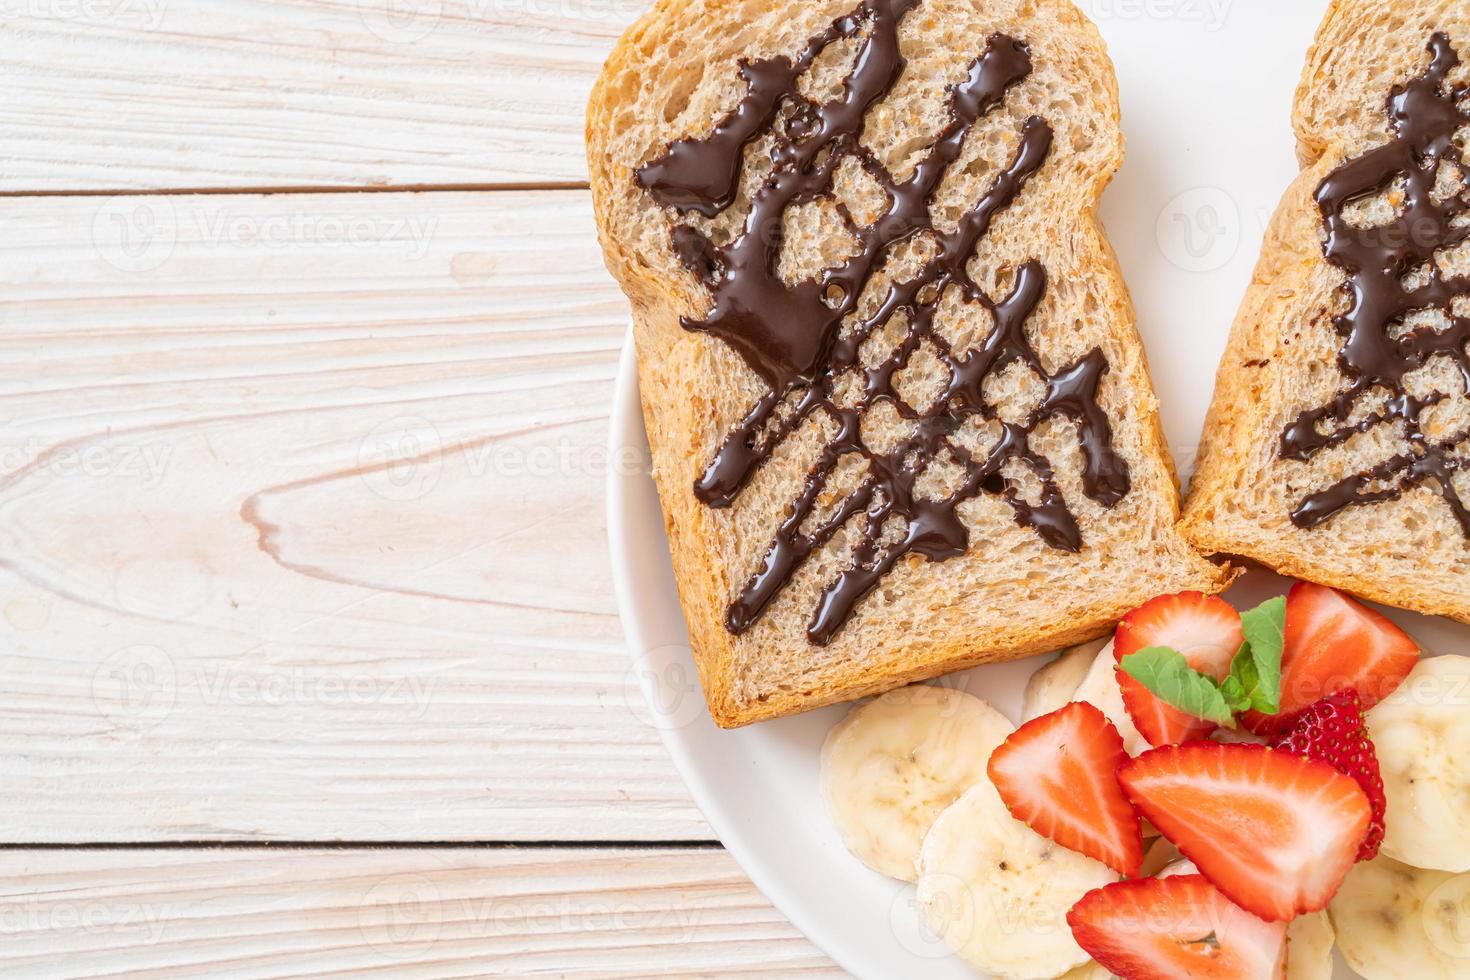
(606, 328), (880, 977)
(605, 333), (1396, 979)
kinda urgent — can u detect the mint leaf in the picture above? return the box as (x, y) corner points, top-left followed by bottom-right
(1220, 643), (1255, 710)
(1219, 670), (1248, 708)
(1119, 647), (1235, 726)
(1223, 644), (1264, 714)
(1236, 596), (1286, 714)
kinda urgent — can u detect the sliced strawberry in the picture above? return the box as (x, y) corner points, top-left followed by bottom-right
(1068, 874), (1287, 980)
(1118, 743), (1370, 922)
(987, 702), (1144, 876)
(1270, 689), (1387, 861)
(1114, 592), (1244, 747)
(1243, 583), (1419, 734)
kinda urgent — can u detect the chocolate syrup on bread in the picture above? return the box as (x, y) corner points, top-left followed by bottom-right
(635, 0), (1129, 644)
(1284, 34), (1470, 536)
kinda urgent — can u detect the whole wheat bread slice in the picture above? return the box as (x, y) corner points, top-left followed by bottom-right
(588, 0), (1230, 728)
(1183, 0), (1470, 624)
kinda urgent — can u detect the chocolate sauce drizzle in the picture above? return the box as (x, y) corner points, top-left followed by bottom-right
(635, 0), (1129, 644)
(1283, 34), (1470, 535)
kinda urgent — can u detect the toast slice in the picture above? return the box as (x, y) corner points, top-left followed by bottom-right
(588, 0), (1230, 728)
(1183, 1), (1470, 623)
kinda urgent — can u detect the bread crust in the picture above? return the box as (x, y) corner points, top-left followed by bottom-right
(1182, 1), (1470, 625)
(591, 0), (1231, 727)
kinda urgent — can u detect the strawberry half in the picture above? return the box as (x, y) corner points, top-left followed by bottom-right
(1118, 742), (1370, 922)
(1242, 583), (1418, 734)
(1068, 874), (1287, 980)
(987, 702), (1144, 876)
(1270, 689), (1387, 861)
(1114, 592), (1244, 747)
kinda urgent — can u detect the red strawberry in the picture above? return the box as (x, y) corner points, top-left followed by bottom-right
(1068, 874), (1287, 980)
(1114, 592), (1244, 747)
(1243, 583), (1418, 734)
(1270, 689), (1387, 861)
(1118, 743), (1371, 922)
(988, 702), (1144, 876)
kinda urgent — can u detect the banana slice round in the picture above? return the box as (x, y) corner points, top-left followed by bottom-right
(1069, 640), (1149, 757)
(821, 685), (1014, 881)
(1285, 911), (1335, 980)
(1366, 655), (1470, 872)
(1022, 638), (1111, 722)
(916, 779), (1118, 979)
(1329, 854), (1470, 979)
(1055, 962), (1111, 980)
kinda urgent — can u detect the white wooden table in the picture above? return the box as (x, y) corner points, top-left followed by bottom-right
(0, 2), (842, 974)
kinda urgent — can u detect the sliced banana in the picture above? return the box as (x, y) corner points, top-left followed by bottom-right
(916, 779), (1118, 979)
(1070, 641), (1149, 757)
(1055, 962), (1112, 980)
(1366, 655), (1470, 872)
(1022, 637), (1111, 722)
(821, 684), (1014, 881)
(1329, 853), (1470, 979)
(1285, 911), (1335, 980)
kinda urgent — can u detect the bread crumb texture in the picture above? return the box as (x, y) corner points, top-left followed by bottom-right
(589, 0), (1229, 727)
(1184, 0), (1470, 625)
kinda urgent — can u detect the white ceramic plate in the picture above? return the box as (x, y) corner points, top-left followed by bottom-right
(607, 2), (1470, 976)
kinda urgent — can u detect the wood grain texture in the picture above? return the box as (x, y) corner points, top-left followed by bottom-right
(0, 0), (642, 192)
(0, 189), (712, 841)
(0, 847), (843, 976)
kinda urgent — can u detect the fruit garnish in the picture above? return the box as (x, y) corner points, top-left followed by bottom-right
(1118, 743), (1371, 922)
(1327, 854), (1470, 975)
(1067, 874), (1288, 980)
(1113, 592), (1249, 745)
(917, 778), (1119, 979)
(1241, 583), (1418, 734)
(1117, 590), (1281, 743)
(987, 702), (1144, 876)
(820, 685), (1014, 881)
(1270, 689), (1386, 861)
(1365, 656), (1470, 872)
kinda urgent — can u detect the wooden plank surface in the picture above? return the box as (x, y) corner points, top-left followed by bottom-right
(0, 846), (842, 976)
(0, 189), (713, 842)
(0, 2), (848, 967)
(1, 0), (641, 192)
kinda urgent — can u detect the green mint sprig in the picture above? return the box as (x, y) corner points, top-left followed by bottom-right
(1118, 596), (1286, 727)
